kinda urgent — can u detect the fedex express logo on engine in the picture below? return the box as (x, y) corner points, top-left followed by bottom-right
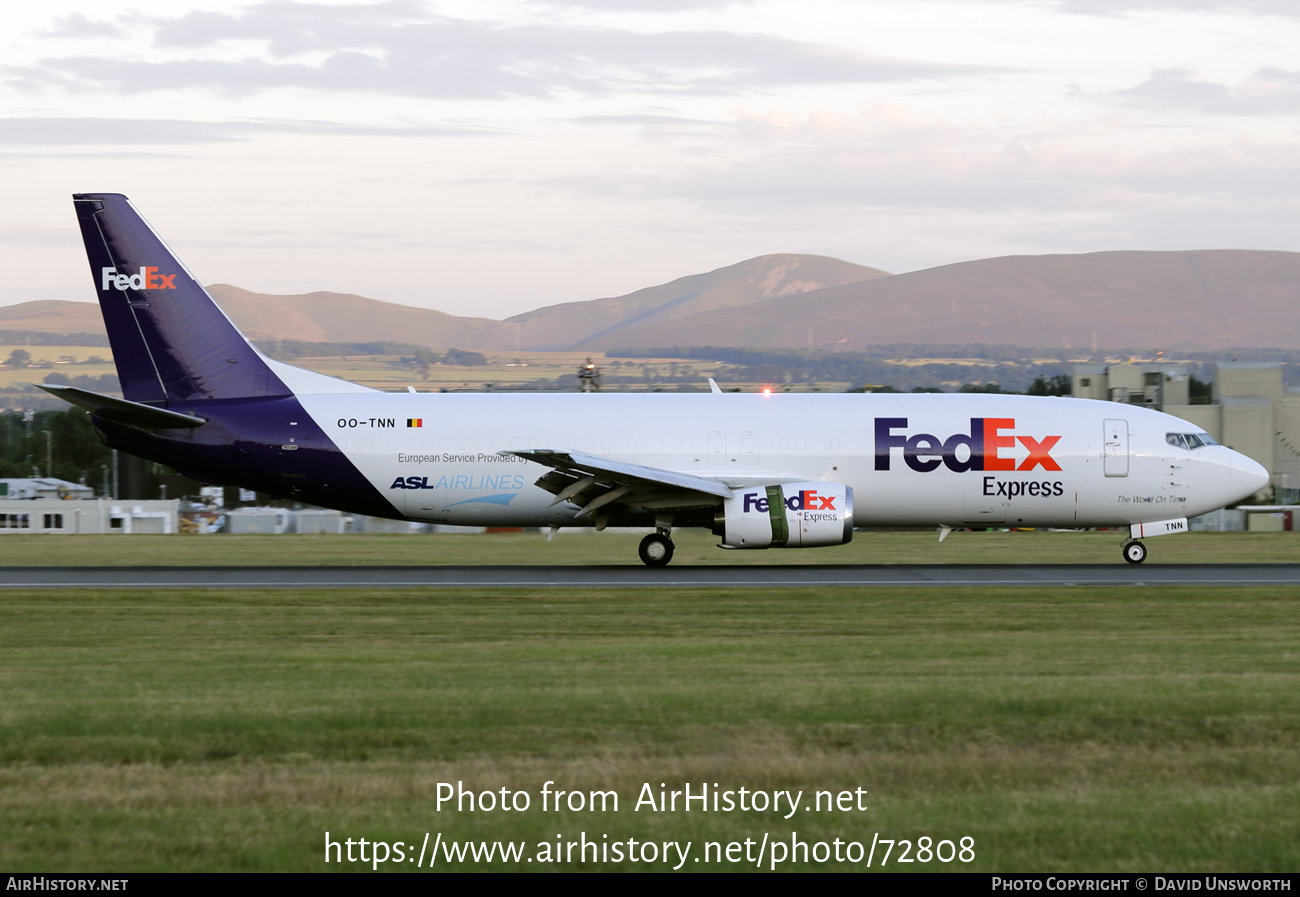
(743, 489), (836, 513)
(875, 418), (1061, 472)
(101, 266), (177, 291)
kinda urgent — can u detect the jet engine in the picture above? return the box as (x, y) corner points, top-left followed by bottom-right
(715, 482), (854, 549)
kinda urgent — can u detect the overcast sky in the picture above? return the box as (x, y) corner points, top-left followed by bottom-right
(3, 0), (1298, 317)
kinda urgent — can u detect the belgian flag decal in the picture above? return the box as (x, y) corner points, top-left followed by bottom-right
(407, 419), (423, 428)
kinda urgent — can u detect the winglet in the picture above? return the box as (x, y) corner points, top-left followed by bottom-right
(708, 378), (722, 394)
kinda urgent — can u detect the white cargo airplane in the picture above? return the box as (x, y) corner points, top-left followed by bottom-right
(44, 194), (1270, 565)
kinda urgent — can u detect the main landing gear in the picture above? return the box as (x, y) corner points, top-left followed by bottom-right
(639, 533), (675, 567)
(1122, 540), (1147, 565)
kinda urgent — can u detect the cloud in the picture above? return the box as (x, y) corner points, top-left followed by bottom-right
(1042, 0), (1300, 16)
(45, 12), (129, 39)
(538, 105), (1300, 222)
(524, 0), (755, 8)
(1118, 66), (1300, 114)
(537, 131), (1300, 272)
(0, 115), (498, 146)
(8, 2), (1003, 100)
(569, 111), (727, 142)
(0, 226), (75, 247)
(550, 0), (1300, 15)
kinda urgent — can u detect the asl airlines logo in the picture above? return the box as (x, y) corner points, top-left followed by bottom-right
(875, 418), (1061, 473)
(101, 266), (177, 292)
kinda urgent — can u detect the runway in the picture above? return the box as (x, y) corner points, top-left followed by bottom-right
(3, 564), (1300, 588)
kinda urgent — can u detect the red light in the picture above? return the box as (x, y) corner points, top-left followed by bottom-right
(762, 387), (772, 395)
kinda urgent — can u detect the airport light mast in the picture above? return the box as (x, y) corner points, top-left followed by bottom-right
(578, 358), (602, 393)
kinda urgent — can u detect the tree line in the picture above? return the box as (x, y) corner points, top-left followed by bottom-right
(0, 409), (112, 485)
(605, 347), (1079, 393)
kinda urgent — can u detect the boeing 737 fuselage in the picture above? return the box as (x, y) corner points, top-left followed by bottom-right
(45, 194), (1269, 565)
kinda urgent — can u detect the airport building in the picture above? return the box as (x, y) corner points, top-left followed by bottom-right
(0, 477), (96, 501)
(0, 499), (482, 535)
(0, 499), (180, 533)
(1074, 361), (1300, 502)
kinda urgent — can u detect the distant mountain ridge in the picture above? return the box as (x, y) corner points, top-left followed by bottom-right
(503, 254), (889, 349)
(203, 284), (503, 348)
(0, 299), (106, 336)
(584, 250), (1300, 352)
(5, 249), (1300, 352)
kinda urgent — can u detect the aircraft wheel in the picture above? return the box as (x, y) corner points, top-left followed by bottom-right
(1122, 541), (1147, 565)
(639, 533), (674, 567)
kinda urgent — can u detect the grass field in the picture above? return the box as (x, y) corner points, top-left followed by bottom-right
(1, 583), (1298, 871)
(0, 346), (115, 392)
(0, 529), (1294, 567)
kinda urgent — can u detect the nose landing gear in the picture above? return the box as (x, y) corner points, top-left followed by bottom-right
(1122, 540), (1147, 564)
(639, 533), (675, 567)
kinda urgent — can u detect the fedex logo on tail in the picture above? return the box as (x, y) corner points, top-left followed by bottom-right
(875, 418), (1061, 473)
(101, 266), (177, 291)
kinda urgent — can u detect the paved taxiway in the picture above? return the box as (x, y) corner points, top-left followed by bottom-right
(3, 564), (1299, 588)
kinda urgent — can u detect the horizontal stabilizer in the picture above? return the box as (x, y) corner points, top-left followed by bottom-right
(39, 384), (206, 429)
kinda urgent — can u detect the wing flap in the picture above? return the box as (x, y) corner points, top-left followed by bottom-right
(503, 449), (732, 511)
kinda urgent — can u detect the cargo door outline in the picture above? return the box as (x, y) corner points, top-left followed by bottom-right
(709, 431), (727, 465)
(1103, 419), (1129, 477)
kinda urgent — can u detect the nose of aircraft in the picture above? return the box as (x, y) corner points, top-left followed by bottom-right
(1226, 449), (1270, 505)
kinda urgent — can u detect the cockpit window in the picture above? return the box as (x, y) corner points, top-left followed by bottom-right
(1168, 432), (1217, 450)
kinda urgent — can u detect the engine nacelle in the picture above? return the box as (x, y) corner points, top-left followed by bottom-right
(717, 482), (854, 549)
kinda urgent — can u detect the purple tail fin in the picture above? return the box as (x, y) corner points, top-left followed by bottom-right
(73, 193), (290, 404)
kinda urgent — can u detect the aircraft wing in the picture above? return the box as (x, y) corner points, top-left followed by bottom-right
(39, 384), (207, 429)
(501, 449), (731, 517)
